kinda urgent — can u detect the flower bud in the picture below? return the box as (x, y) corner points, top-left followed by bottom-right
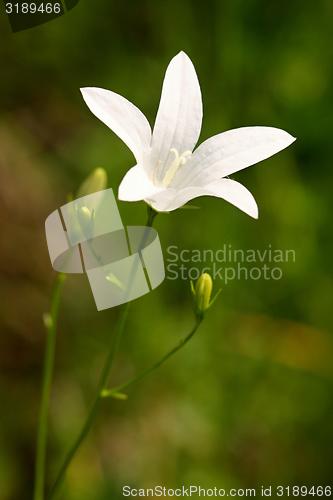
(100, 389), (128, 400)
(77, 167), (107, 197)
(77, 205), (93, 224)
(76, 206), (95, 239)
(43, 312), (53, 329)
(80, 206), (92, 219)
(194, 273), (213, 314)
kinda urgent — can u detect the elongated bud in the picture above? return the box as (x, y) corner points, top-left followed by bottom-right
(100, 389), (128, 400)
(195, 273), (213, 313)
(80, 206), (92, 219)
(191, 272), (221, 318)
(77, 167), (107, 197)
(75, 206), (95, 241)
(43, 312), (53, 330)
(77, 205), (93, 226)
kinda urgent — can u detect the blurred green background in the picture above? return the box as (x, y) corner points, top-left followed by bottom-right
(1, 1), (333, 499)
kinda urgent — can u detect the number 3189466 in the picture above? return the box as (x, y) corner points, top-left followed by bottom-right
(276, 485), (332, 497)
(5, 3), (62, 14)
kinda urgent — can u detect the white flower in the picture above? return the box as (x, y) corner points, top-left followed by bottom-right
(81, 51), (295, 218)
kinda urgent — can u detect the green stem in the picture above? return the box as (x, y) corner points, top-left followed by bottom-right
(146, 205), (158, 227)
(47, 303), (130, 499)
(48, 209), (157, 500)
(107, 317), (202, 398)
(33, 274), (66, 500)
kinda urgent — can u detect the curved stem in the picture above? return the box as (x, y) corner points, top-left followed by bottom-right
(107, 317), (202, 397)
(33, 274), (66, 500)
(48, 209), (157, 499)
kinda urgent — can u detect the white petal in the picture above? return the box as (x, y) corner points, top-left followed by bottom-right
(118, 165), (164, 202)
(147, 178), (258, 218)
(176, 126), (296, 187)
(150, 51), (203, 183)
(80, 87), (152, 165)
(203, 179), (258, 218)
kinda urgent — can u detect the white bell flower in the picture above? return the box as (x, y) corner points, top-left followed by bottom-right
(81, 52), (295, 218)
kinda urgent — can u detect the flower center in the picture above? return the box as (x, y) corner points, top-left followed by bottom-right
(161, 148), (192, 187)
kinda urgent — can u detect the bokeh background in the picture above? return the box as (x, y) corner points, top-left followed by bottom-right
(1, 1), (333, 499)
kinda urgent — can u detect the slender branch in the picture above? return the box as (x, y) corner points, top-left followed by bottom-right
(47, 208), (157, 499)
(106, 317), (202, 398)
(33, 274), (66, 500)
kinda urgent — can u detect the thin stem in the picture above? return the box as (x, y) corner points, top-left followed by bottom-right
(146, 205), (158, 227)
(48, 303), (130, 499)
(33, 274), (66, 500)
(48, 208), (157, 499)
(107, 317), (202, 397)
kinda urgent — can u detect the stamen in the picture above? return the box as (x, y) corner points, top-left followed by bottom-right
(162, 149), (192, 187)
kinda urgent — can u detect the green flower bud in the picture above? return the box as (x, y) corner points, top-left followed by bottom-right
(43, 312), (53, 330)
(100, 389), (128, 400)
(77, 167), (107, 197)
(191, 273), (221, 318)
(79, 206), (92, 219)
(195, 273), (213, 313)
(77, 205), (93, 227)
